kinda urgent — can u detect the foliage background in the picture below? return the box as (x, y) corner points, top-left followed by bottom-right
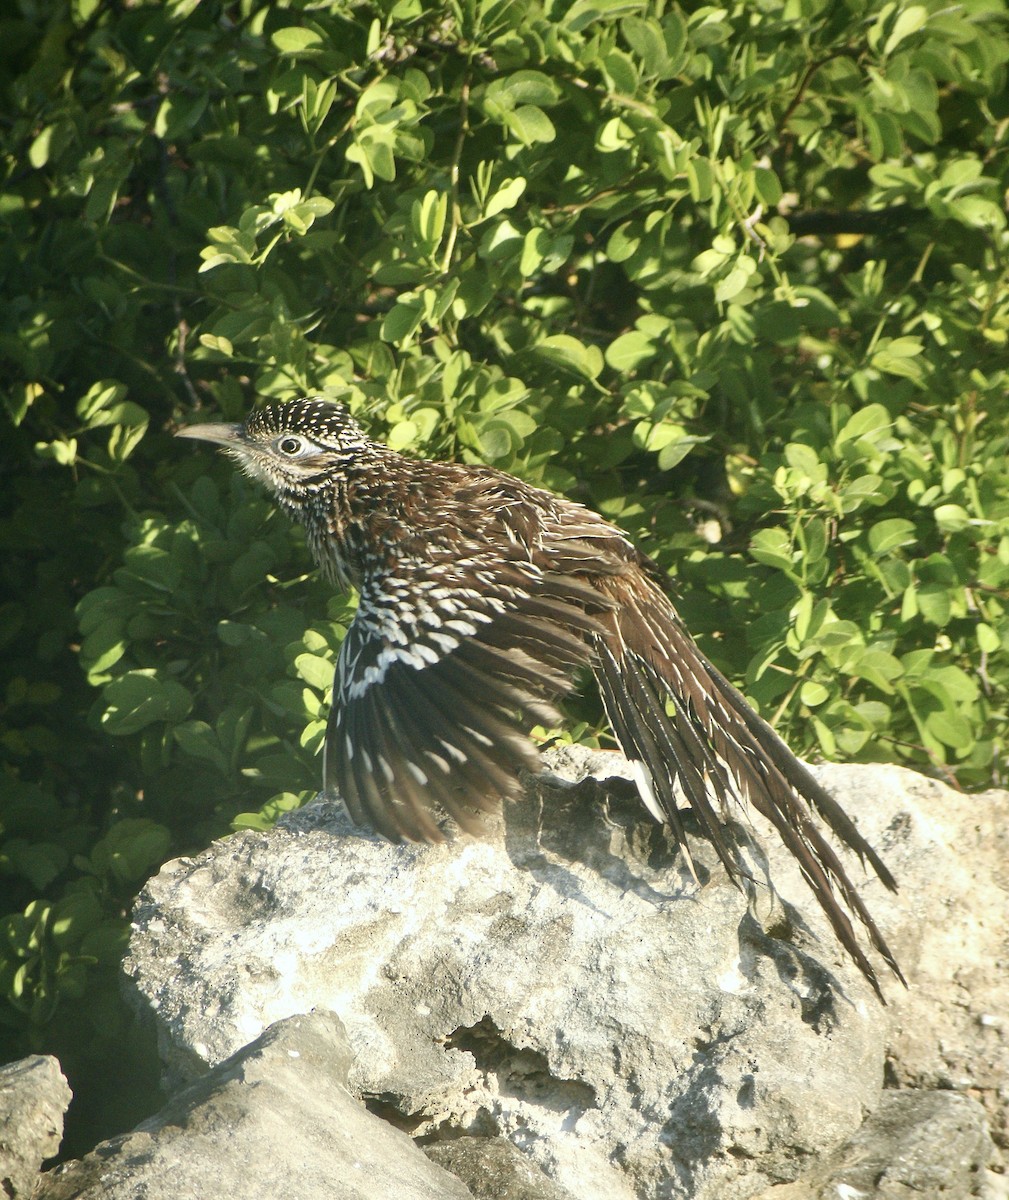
(2, 0), (1007, 1154)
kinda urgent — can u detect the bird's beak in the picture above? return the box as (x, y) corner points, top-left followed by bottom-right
(175, 422), (246, 449)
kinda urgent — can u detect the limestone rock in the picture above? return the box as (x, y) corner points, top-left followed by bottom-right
(124, 749), (903, 1200)
(118, 751), (1009, 1198)
(0, 1054), (71, 1198)
(33, 1011), (473, 1200)
(803, 764), (1009, 1150)
(425, 1135), (576, 1199)
(750, 1089), (999, 1199)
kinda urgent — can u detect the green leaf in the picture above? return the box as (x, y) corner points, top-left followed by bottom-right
(784, 442), (823, 477)
(100, 672), (192, 735)
(272, 27), (324, 53)
(533, 335), (603, 379)
(283, 198), (334, 234)
(925, 709), (974, 751)
(29, 126), (57, 169)
(871, 337), (926, 382)
(686, 157), (713, 202)
(479, 425), (513, 460)
(976, 624), (1000, 654)
(232, 792), (311, 832)
(381, 296), (423, 343)
(868, 518), (917, 555)
(934, 504), (971, 534)
(621, 16), (668, 75)
(840, 475), (889, 512)
(77, 380), (128, 424)
(484, 177), (526, 218)
(801, 518), (828, 564)
(607, 222), (640, 262)
(1, 840), (69, 891)
(80, 621), (127, 681)
(946, 196), (1006, 232)
(882, 6), (928, 57)
(217, 621), (254, 646)
(837, 404), (893, 446)
(657, 435), (708, 471)
(412, 190), (447, 250)
(753, 167), (782, 207)
(485, 70), (560, 110)
(520, 228), (549, 277)
(504, 106), (556, 146)
(606, 330), (656, 372)
(714, 259), (756, 304)
(294, 653), (334, 692)
(930, 664), (979, 705)
(564, 0), (646, 33)
(749, 529), (794, 573)
(79, 921), (130, 966)
(155, 93), (209, 140)
(108, 422), (148, 462)
(173, 721), (229, 771)
(850, 649), (903, 694)
(916, 583), (951, 626)
(89, 820), (172, 886)
(387, 419), (419, 450)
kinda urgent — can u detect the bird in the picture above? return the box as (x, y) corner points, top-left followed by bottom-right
(177, 396), (904, 999)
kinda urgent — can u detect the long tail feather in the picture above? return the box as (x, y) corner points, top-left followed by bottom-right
(594, 573), (904, 999)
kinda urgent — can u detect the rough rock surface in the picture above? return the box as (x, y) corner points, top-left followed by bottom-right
(750, 1089), (999, 1200)
(114, 751), (1008, 1199)
(33, 1011), (474, 1200)
(425, 1135), (576, 1199)
(0, 1054), (71, 1199)
(123, 748), (903, 1200)
(801, 763), (1009, 1151)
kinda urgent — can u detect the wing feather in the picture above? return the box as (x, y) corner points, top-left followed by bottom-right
(322, 566), (597, 841)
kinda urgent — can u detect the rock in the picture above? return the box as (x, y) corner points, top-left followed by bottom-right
(801, 764), (1009, 1151)
(425, 1135), (576, 1199)
(0, 1054), (71, 1199)
(33, 1010), (474, 1200)
(117, 751), (1009, 1198)
(123, 748), (905, 1200)
(750, 1089), (999, 1199)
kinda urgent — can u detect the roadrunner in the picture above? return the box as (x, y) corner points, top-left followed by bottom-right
(178, 397), (903, 998)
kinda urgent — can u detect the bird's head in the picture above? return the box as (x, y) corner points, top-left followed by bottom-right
(176, 397), (375, 500)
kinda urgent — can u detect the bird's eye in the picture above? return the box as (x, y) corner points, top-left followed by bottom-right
(277, 436), (305, 456)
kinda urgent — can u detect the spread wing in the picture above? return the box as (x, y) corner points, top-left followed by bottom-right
(322, 559), (606, 842)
